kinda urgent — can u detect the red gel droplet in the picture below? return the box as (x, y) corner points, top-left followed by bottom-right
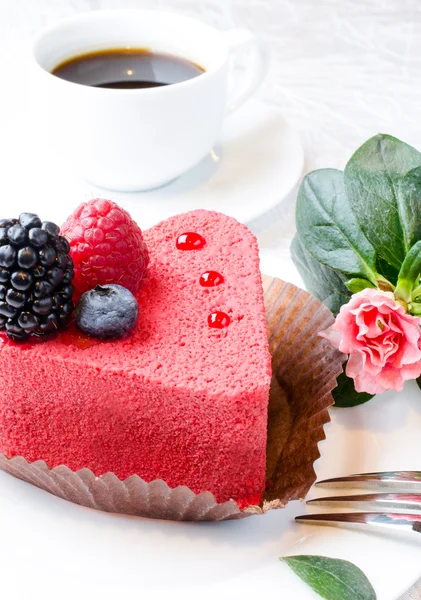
(200, 271), (224, 287)
(208, 311), (231, 329)
(176, 232), (206, 250)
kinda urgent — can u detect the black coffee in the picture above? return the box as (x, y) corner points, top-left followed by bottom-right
(52, 48), (205, 89)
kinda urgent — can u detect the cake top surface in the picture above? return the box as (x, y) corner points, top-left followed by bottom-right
(1, 210), (272, 396)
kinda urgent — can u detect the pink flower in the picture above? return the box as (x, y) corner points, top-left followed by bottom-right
(320, 288), (421, 394)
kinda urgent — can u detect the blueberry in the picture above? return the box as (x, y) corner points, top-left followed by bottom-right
(75, 284), (138, 339)
(28, 227), (48, 248)
(0, 315), (6, 329)
(42, 221), (60, 240)
(0, 269), (8, 283)
(17, 247), (37, 269)
(0, 285), (6, 300)
(0, 245), (16, 268)
(19, 213), (42, 230)
(11, 270), (33, 291)
(0, 229), (8, 244)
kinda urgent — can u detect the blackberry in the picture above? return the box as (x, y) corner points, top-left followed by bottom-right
(0, 213), (74, 341)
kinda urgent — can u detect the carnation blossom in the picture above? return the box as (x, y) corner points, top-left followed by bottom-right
(320, 288), (421, 394)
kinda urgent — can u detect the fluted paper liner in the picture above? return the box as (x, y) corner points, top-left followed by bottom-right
(0, 276), (345, 521)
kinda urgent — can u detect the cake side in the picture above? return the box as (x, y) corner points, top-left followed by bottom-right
(0, 352), (268, 504)
(0, 210), (271, 505)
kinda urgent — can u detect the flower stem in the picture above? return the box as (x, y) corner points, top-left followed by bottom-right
(395, 279), (413, 303)
(412, 283), (421, 300)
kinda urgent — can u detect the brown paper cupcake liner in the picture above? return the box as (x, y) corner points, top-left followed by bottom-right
(0, 276), (345, 521)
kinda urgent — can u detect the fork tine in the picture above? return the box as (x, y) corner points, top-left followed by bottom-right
(307, 493), (421, 513)
(316, 471), (421, 491)
(295, 512), (421, 534)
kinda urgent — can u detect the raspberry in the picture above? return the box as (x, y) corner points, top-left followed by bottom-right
(61, 199), (149, 297)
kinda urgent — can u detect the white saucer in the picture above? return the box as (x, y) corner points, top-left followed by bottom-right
(8, 99), (303, 233)
(104, 99), (304, 232)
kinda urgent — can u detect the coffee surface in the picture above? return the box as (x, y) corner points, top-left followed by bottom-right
(52, 48), (205, 89)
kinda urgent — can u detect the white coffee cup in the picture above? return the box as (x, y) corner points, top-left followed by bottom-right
(31, 9), (267, 192)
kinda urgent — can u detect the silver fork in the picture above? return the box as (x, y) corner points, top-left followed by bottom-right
(296, 472), (421, 598)
(295, 471), (421, 534)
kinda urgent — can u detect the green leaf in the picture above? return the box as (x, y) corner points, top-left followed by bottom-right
(396, 166), (421, 250)
(395, 240), (421, 302)
(345, 278), (375, 293)
(291, 234), (351, 315)
(280, 555), (376, 600)
(296, 169), (378, 281)
(375, 255), (399, 286)
(333, 367), (374, 408)
(345, 134), (421, 269)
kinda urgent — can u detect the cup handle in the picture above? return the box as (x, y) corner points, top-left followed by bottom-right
(223, 28), (268, 114)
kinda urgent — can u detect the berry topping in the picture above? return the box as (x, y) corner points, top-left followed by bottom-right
(42, 221), (60, 240)
(61, 199), (149, 298)
(176, 232), (206, 250)
(208, 311), (231, 329)
(0, 245), (16, 268)
(18, 312), (39, 332)
(8, 225), (28, 246)
(33, 265), (46, 279)
(39, 246), (56, 267)
(17, 247), (37, 269)
(0, 212), (74, 341)
(0, 219), (15, 229)
(200, 271), (224, 287)
(34, 280), (53, 298)
(75, 284), (138, 339)
(11, 270), (33, 291)
(47, 266), (64, 287)
(6, 289), (26, 309)
(19, 213), (42, 230)
(28, 228), (48, 248)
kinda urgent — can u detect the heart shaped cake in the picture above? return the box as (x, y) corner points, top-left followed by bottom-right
(0, 209), (272, 508)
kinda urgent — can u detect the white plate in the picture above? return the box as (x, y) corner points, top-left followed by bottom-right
(1, 255), (420, 600)
(1, 99), (303, 234)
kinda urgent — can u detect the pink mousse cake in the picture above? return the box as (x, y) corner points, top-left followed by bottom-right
(0, 210), (272, 507)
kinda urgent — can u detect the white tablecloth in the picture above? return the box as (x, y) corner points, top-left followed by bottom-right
(2, 2), (421, 599)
